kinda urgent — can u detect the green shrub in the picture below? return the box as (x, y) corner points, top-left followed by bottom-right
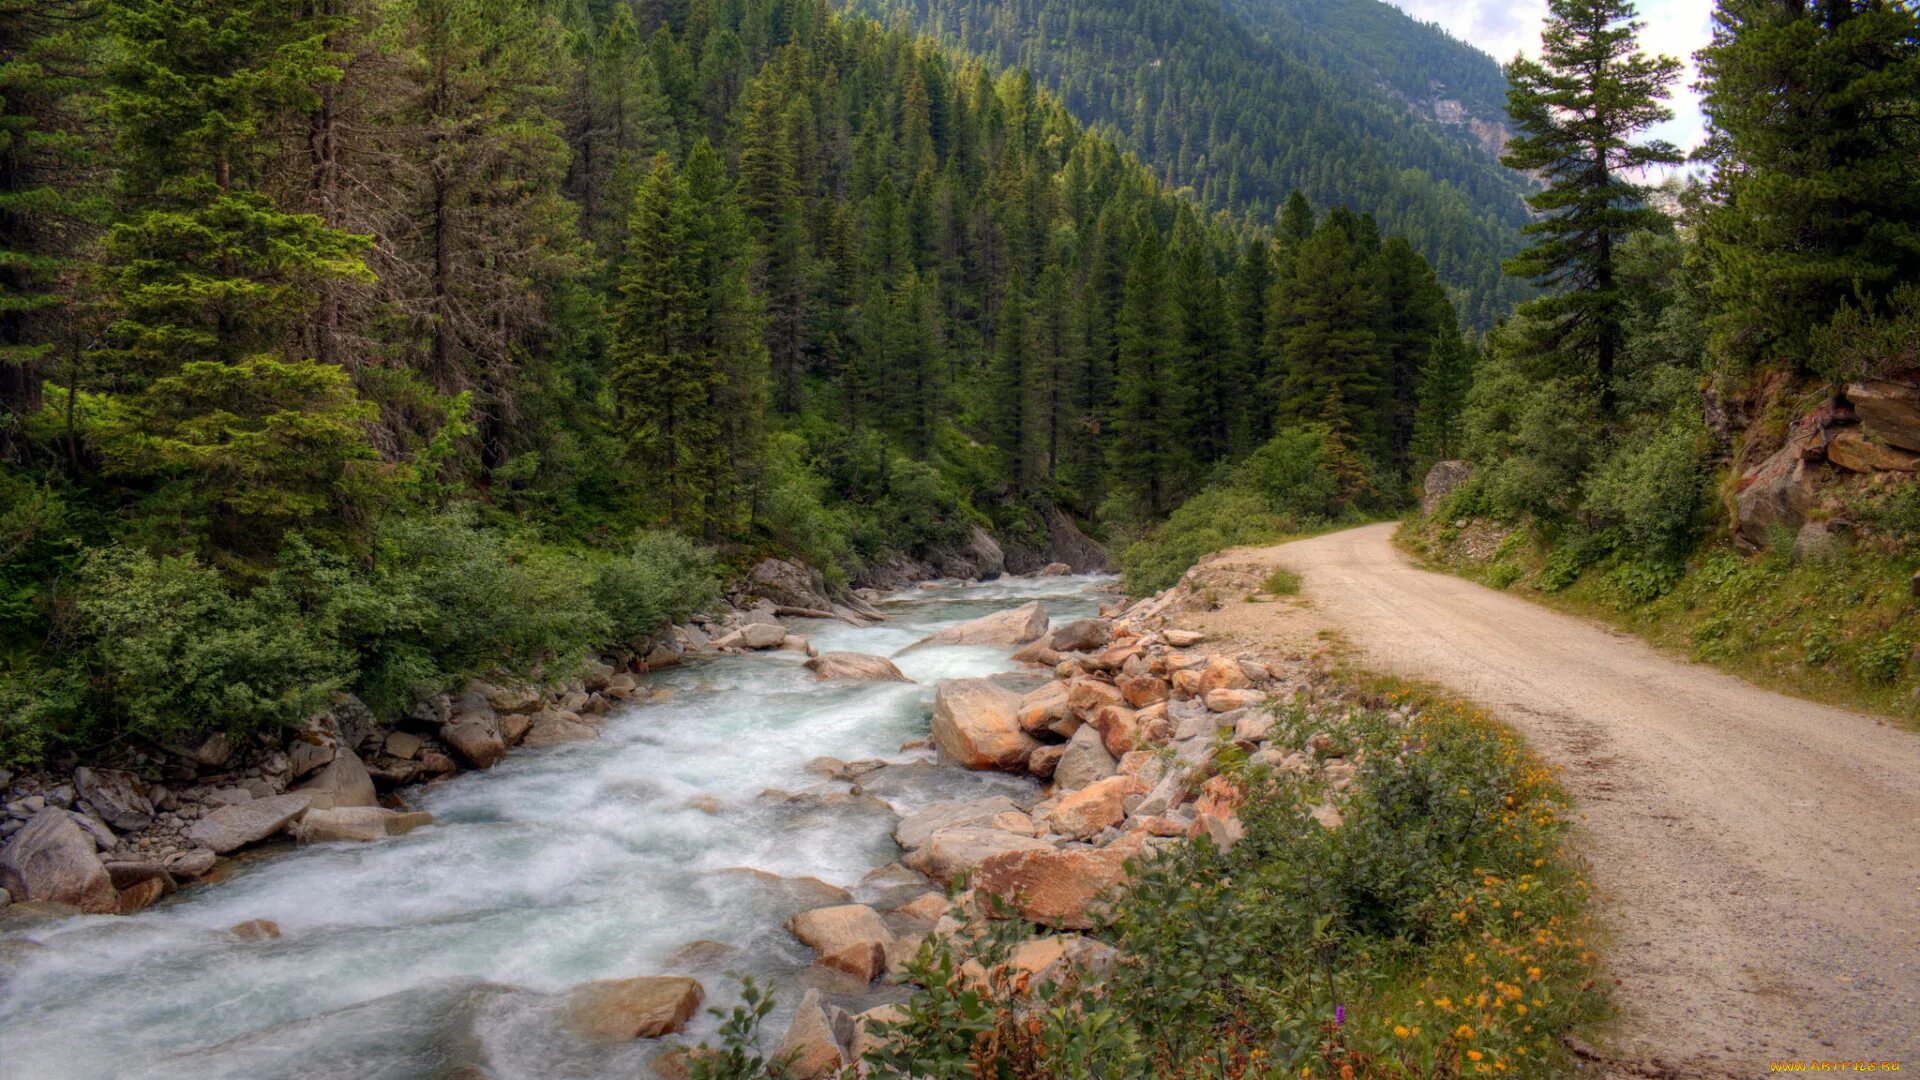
(1583, 417), (1710, 560)
(1120, 487), (1286, 595)
(755, 433), (854, 583)
(591, 531), (720, 645)
(1858, 633), (1911, 686)
(1597, 558), (1685, 608)
(1485, 561), (1522, 589)
(72, 546), (353, 742)
(1537, 528), (1619, 592)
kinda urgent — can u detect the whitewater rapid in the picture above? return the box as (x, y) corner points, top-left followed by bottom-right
(0, 574), (1110, 1079)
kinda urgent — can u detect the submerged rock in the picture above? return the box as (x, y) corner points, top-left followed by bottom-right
(899, 601), (1049, 652)
(803, 652), (912, 683)
(565, 976), (705, 1040)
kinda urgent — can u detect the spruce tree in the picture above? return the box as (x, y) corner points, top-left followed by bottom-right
(989, 268), (1039, 490)
(1696, 0), (1920, 369)
(1109, 228), (1184, 518)
(1410, 329), (1477, 468)
(1501, 0), (1682, 413)
(95, 0), (382, 553)
(1269, 219), (1382, 452)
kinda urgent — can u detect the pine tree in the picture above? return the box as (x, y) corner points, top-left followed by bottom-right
(95, 0), (382, 553)
(989, 268), (1041, 490)
(611, 153), (714, 528)
(1500, 0), (1682, 413)
(1696, 0), (1920, 369)
(1170, 226), (1235, 468)
(1269, 219), (1382, 452)
(1371, 236), (1454, 474)
(1228, 237), (1273, 450)
(1411, 329), (1477, 468)
(1109, 228), (1184, 518)
(0, 0), (100, 462)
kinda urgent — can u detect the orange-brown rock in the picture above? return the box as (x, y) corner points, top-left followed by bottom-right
(1192, 775), (1244, 819)
(1117, 675), (1169, 709)
(1049, 775), (1149, 839)
(972, 837), (1144, 930)
(1088, 704), (1142, 757)
(1827, 429), (1920, 473)
(1065, 677), (1125, 719)
(932, 679), (1038, 772)
(1017, 682), (1073, 734)
(566, 976), (705, 1040)
(786, 904), (895, 982)
(1196, 655), (1251, 694)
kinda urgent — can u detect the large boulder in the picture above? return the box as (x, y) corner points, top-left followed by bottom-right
(1849, 379), (1920, 452)
(1041, 505), (1112, 573)
(1733, 442), (1816, 549)
(104, 861), (176, 914)
(894, 796), (1024, 851)
(0, 810), (118, 913)
(440, 712), (506, 769)
(1053, 723), (1118, 792)
(930, 525), (1007, 580)
(715, 621), (788, 650)
(1048, 619), (1112, 654)
(293, 747), (378, 810)
(972, 840), (1142, 930)
(786, 904), (895, 981)
(901, 602), (1049, 652)
(185, 794), (312, 854)
(72, 767), (155, 831)
(1015, 681), (1073, 734)
(930, 679), (1038, 772)
(1422, 460), (1473, 512)
(804, 652), (912, 683)
(565, 976), (705, 1040)
(904, 826), (1054, 884)
(746, 557), (835, 612)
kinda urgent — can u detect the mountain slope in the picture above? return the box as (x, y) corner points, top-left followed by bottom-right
(837, 0), (1531, 325)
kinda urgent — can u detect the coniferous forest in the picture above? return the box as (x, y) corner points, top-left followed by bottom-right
(0, 0), (1464, 760)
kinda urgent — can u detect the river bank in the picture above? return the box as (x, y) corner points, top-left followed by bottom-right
(0, 573), (1108, 1078)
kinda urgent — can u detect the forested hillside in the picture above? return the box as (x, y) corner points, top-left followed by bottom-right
(0, 0), (1465, 762)
(1406, 0), (1920, 718)
(839, 0), (1533, 325)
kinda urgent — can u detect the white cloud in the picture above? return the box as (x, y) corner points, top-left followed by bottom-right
(1384, 0), (1714, 150)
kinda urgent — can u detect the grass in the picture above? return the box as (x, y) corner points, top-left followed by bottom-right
(1263, 567), (1303, 595)
(1400, 517), (1920, 728)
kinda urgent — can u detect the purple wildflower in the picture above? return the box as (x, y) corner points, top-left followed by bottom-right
(1335, 1004), (1345, 1027)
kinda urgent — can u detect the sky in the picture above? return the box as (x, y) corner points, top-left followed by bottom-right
(1382, 0), (1716, 151)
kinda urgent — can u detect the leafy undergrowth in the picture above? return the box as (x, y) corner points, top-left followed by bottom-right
(696, 680), (1608, 1078)
(1400, 515), (1920, 727)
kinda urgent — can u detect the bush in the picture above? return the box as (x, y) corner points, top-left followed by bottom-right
(1583, 417), (1710, 560)
(755, 433), (854, 583)
(71, 546), (353, 742)
(1120, 487), (1286, 595)
(591, 531), (721, 645)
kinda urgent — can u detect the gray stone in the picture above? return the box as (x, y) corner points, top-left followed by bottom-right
(1048, 618), (1113, 654)
(1053, 723), (1118, 792)
(185, 794), (312, 854)
(0, 809), (117, 913)
(293, 746), (378, 810)
(900, 602), (1050, 652)
(893, 796), (1023, 851)
(1422, 459), (1473, 512)
(72, 768), (155, 831)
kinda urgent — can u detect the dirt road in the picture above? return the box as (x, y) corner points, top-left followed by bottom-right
(1188, 523), (1920, 1075)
